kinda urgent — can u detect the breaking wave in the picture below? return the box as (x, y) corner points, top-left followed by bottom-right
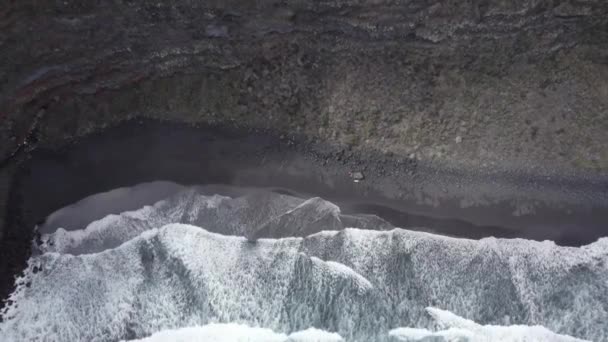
(0, 186), (606, 341)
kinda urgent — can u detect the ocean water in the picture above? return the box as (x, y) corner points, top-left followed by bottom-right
(0, 185), (605, 342)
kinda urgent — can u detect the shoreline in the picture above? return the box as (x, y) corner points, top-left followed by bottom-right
(1, 118), (608, 312)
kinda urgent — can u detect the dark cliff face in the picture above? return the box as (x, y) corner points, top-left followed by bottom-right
(0, 0), (607, 174)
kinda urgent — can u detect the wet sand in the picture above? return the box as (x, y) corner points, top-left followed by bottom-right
(15, 119), (608, 246)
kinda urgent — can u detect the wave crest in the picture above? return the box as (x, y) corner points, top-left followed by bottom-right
(1, 188), (606, 341)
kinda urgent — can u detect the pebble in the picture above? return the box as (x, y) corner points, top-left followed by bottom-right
(351, 171), (365, 182)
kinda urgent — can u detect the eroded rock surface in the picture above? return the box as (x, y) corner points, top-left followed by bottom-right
(1, 0), (607, 174)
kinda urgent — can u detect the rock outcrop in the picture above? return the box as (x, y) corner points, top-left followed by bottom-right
(0, 0), (607, 174)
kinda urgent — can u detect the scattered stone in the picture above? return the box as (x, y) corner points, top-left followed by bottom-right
(455, 135), (462, 144)
(350, 171), (365, 182)
(336, 149), (345, 161)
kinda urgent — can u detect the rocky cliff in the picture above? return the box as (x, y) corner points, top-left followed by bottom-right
(1, 0), (607, 174)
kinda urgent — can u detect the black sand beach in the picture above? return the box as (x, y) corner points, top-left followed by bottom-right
(1, 118), (608, 318)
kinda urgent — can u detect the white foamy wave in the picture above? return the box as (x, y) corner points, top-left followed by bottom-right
(1, 189), (606, 342)
(40, 181), (186, 233)
(123, 323), (287, 342)
(124, 324), (344, 342)
(122, 323), (344, 342)
(288, 328), (344, 342)
(40, 189), (391, 255)
(310, 257), (373, 291)
(389, 307), (589, 342)
(124, 310), (588, 342)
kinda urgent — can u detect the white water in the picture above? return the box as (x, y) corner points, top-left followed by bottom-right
(124, 324), (344, 342)
(0, 186), (606, 341)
